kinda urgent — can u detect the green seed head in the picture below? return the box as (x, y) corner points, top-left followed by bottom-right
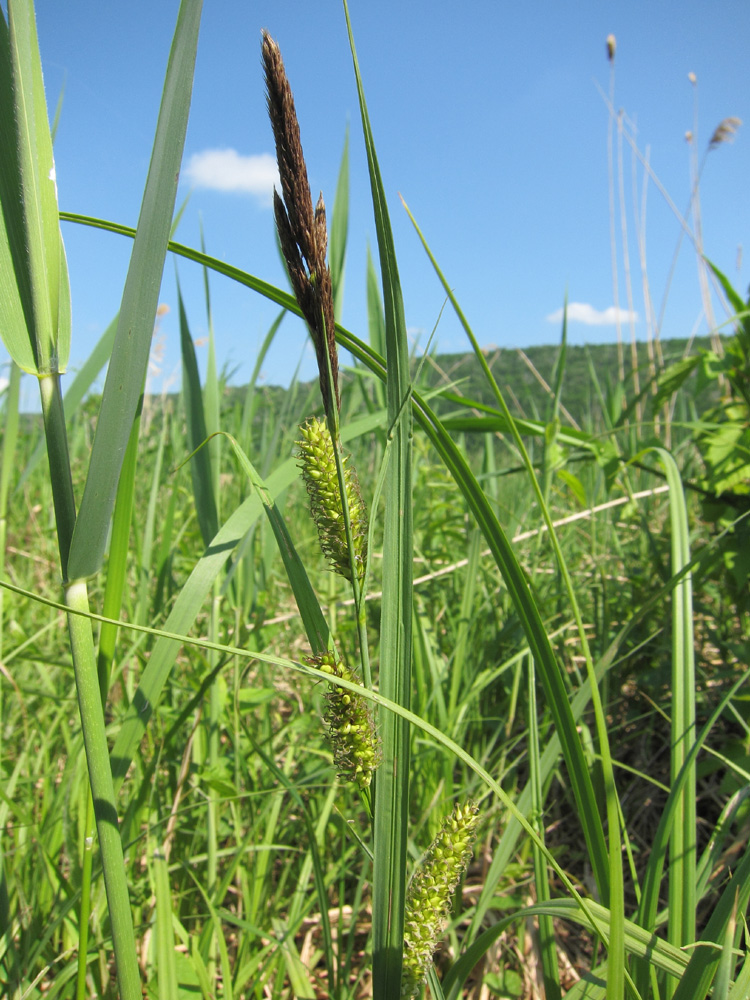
(298, 417), (368, 583)
(401, 801), (480, 998)
(309, 650), (380, 790)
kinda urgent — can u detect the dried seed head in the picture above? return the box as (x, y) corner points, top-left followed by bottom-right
(709, 116), (742, 151)
(310, 650), (380, 790)
(298, 416), (368, 583)
(606, 34), (616, 62)
(261, 31), (339, 412)
(314, 193), (328, 262)
(401, 802), (480, 998)
(262, 31), (315, 266)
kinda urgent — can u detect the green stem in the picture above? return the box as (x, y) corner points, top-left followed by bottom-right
(75, 791), (96, 1000)
(206, 582), (221, 981)
(66, 581), (141, 1000)
(38, 375), (140, 999)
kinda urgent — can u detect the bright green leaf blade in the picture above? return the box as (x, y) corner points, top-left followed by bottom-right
(0, 0), (70, 374)
(329, 127), (349, 319)
(343, 5), (412, 997)
(444, 899), (689, 996)
(66, 0), (202, 581)
(178, 279), (219, 548)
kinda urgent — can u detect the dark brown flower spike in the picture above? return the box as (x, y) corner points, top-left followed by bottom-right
(262, 30), (339, 412)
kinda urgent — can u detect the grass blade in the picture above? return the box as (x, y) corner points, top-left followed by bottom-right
(330, 127), (350, 319)
(178, 278), (219, 547)
(67, 0), (202, 580)
(0, 0), (70, 376)
(343, 4), (413, 996)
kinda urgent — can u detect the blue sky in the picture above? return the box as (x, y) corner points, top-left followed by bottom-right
(10, 1), (750, 406)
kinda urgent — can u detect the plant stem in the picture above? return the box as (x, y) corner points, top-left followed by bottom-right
(75, 791), (96, 1000)
(66, 581), (141, 1000)
(38, 374), (141, 1000)
(39, 375), (76, 580)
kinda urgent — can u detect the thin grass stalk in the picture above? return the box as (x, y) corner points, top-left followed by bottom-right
(632, 140), (660, 400)
(606, 36), (625, 384)
(617, 108), (641, 422)
(687, 77), (719, 358)
(0, 361), (20, 985)
(528, 658), (562, 1000)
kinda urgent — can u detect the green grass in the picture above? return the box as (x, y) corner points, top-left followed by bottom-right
(1, 2), (750, 999)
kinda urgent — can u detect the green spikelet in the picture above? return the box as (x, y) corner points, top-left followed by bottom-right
(311, 650), (380, 790)
(298, 416), (368, 583)
(401, 802), (480, 998)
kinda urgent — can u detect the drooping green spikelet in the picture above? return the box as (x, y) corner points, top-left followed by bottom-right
(310, 650), (380, 790)
(298, 416), (368, 583)
(401, 802), (480, 998)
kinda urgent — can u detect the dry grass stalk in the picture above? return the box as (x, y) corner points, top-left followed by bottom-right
(261, 30), (339, 413)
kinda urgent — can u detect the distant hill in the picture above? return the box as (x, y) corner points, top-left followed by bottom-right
(410, 336), (721, 429)
(141, 334), (724, 438)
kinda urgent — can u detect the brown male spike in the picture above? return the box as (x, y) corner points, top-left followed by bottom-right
(261, 30), (339, 413)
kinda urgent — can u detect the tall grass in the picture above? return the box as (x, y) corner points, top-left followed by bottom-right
(1, 2), (748, 999)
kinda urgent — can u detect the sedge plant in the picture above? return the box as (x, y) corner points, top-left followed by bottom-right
(2, 3), (749, 998)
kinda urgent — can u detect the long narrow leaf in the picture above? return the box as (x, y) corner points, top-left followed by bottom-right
(67, 0), (202, 580)
(178, 279), (219, 547)
(342, 5), (413, 997)
(0, 0), (70, 375)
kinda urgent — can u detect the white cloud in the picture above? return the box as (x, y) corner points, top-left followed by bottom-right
(183, 149), (279, 205)
(546, 303), (638, 326)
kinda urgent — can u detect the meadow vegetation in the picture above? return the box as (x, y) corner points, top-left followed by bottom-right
(0, 2), (748, 999)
